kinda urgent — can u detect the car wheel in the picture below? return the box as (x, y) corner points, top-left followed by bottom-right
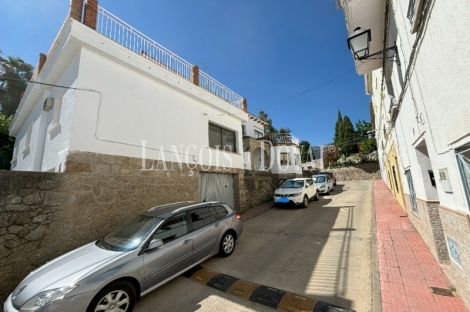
(88, 281), (136, 312)
(302, 195), (309, 208)
(219, 232), (236, 257)
(331, 186), (334, 192)
(314, 190), (319, 201)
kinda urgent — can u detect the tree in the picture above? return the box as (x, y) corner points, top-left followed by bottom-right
(258, 110), (277, 136)
(338, 116), (358, 156)
(333, 110), (342, 145)
(355, 120), (372, 138)
(0, 113), (14, 169)
(0, 50), (34, 116)
(299, 140), (313, 163)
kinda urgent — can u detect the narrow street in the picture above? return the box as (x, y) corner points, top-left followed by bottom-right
(135, 180), (377, 311)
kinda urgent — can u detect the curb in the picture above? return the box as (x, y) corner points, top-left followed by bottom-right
(183, 266), (356, 312)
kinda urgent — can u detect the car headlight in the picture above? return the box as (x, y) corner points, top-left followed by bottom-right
(319, 183), (327, 188)
(289, 192), (302, 197)
(20, 285), (77, 311)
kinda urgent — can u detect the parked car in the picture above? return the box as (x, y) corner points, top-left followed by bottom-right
(318, 171), (336, 186)
(274, 178), (319, 208)
(312, 174), (334, 195)
(4, 201), (242, 312)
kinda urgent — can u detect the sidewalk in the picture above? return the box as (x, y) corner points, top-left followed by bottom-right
(374, 180), (468, 312)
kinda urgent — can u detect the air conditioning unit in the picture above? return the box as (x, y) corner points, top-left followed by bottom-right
(43, 97), (54, 111)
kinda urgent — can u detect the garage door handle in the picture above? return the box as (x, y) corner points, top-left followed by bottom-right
(184, 239), (192, 244)
(214, 223), (220, 227)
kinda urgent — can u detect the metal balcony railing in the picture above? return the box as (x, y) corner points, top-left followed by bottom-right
(95, 6), (243, 108)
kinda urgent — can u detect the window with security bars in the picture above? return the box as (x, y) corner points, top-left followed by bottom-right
(405, 170), (418, 213)
(438, 168), (452, 193)
(209, 123), (237, 153)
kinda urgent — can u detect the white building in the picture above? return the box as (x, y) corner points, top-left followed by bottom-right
(9, 2), (248, 174)
(340, 0), (470, 307)
(242, 114), (302, 176)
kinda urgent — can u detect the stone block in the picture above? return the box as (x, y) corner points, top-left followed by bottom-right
(25, 225), (46, 242)
(5, 204), (31, 212)
(32, 215), (47, 223)
(23, 192), (42, 205)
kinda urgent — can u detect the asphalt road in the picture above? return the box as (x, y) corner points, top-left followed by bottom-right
(135, 180), (376, 312)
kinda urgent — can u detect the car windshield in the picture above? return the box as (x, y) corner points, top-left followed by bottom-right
(280, 180), (304, 189)
(99, 215), (162, 252)
(313, 176), (326, 183)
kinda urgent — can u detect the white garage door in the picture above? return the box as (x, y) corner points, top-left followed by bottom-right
(199, 173), (234, 209)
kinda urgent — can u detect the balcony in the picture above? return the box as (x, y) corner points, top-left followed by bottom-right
(95, 6), (243, 109)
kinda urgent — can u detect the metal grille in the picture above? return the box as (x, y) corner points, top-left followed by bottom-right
(405, 170), (418, 213)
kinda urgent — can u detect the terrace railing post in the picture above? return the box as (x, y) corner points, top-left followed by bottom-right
(69, 0), (84, 22)
(84, 0), (99, 30)
(191, 65), (199, 86)
(242, 98), (248, 112)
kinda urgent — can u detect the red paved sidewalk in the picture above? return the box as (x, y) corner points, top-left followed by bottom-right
(374, 180), (468, 312)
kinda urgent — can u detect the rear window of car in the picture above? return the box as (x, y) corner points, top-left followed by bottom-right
(210, 206), (228, 221)
(190, 207), (213, 230)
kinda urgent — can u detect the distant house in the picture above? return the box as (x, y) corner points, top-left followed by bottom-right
(242, 113), (302, 177)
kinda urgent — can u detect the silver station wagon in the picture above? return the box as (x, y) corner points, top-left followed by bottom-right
(4, 201), (243, 312)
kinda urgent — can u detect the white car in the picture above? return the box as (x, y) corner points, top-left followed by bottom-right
(312, 174), (334, 195)
(274, 178), (319, 208)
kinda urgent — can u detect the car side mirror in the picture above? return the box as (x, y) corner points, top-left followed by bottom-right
(147, 239), (163, 250)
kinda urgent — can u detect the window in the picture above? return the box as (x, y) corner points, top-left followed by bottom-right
(407, 0), (417, 22)
(438, 168), (452, 193)
(254, 130), (264, 138)
(210, 206), (228, 221)
(48, 97), (62, 134)
(405, 170), (418, 213)
(392, 166), (400, 193)
(456, 145), (470, 209)
(280, 152), (289, 165)
(190, 207), (214, 230)
(242, 125), (246, 136)
(22, 122), (33, 154)
(153, 213), (188, 244)
(209, 123), (237, 153)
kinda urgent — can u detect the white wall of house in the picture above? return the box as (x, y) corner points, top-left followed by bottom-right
(271, 145), (302, 175)
(387, 0), (470, 212)
(243, 117), (265, 138)
(11, 19), (248, 172)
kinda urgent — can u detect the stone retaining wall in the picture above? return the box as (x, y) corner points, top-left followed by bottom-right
(0, 170), (198, 300)
(329, 162), (380, 181)
(0, 152), (286, 300)
(234, 171), (279, 213)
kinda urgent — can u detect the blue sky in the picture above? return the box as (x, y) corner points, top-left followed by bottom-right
(0, 0), (370, 147)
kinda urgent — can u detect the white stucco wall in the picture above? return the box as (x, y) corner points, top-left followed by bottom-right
(11, 51), (81, 172)
(11, 19), (248, 172)
(243, 117), (265, 138)
(271, 145), (302, 175)
(387, 0), (470, 212)
(63, 21), (247, 171)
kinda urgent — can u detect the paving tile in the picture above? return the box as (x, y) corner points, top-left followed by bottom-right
(373, 180), (468, 312)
